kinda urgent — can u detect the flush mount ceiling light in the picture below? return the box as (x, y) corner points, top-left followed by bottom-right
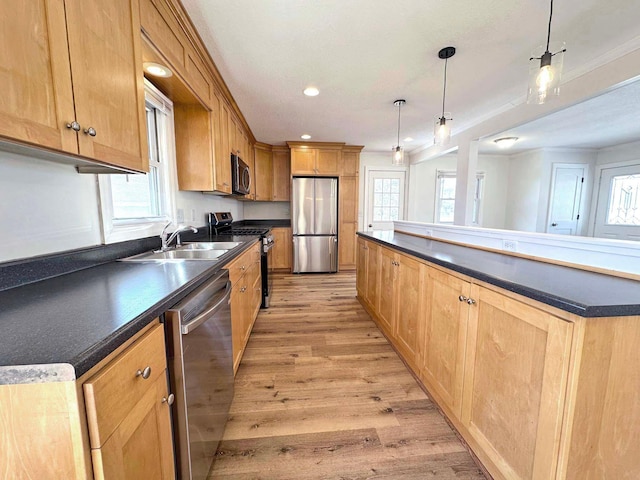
(143, 62), (173, 78)
(300, 134), (311, 140)
(392, 99), (406, 166)
(404, 137), (414, 142)
(303, 86), (320, 97)
(434, 46), (455, 146)
(527, 0), (566, 104)
(494, 137), (519, 149)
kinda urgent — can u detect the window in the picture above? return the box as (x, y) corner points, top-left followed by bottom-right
(98, 81), (176, 243)
(372, 177), (401, 222)
(606, 173), (640, 225)
(435, 171), (484, 224)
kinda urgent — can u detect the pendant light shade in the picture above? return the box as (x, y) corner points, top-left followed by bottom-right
(435, 47), (455, 146)
(392, 99), (406, 166)
(527, 0), (566, 104)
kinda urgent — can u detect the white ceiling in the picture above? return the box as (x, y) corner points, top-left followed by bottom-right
(480, 78), (640, 154)
(181, 0), (640, 153)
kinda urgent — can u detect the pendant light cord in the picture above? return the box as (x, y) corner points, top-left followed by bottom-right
(546, 0), (553, 51)
(441, 58), (448, 118)
(396, 102), (402, 146)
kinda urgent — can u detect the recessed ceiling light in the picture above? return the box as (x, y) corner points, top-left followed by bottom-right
(494, 137), (519, 149)
(143, 62), (173, 78)
(301, 134), (312, 140)
(403, 137), (414, 142)
(303, 87), (319, 97)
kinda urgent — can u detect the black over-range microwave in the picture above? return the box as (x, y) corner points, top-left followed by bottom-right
(231, 153), (251, 195)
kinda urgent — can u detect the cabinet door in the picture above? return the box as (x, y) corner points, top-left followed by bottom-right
(65, 0), (148, 172)
(461, 286), (572, 480)
(272, 148), (291, 201)
(272, 227), (292, 270)
(316, 149), (340, 175)
(91, 373), (174, 479)
(377, 247), (396, 336)
(254, 147), (273, 201)
(291, 148), (317, 174)
(365, 242), (380, 309)
(0, 0), (77, 153)
(341, 150), (360, 176)
(420, 267), (471, 418)
(230, 283), (246, 374)
(216, 99), (232, 193)
(393, 254), (424, 371)
(174, 103), (214, 191)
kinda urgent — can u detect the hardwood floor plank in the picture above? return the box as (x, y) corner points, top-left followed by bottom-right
(209, 272), (487, 479)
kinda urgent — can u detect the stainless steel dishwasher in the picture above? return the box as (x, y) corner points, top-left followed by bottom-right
(166, 270), (234, 480)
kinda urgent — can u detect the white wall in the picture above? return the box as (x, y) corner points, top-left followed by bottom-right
(503, 150), (544, 232)
(408, 155), (456, 223)
(596, 139), (640, 165)
(477, 155), (509, 229)
(0, 151), (245, 263)
(243, 201), (290, 219)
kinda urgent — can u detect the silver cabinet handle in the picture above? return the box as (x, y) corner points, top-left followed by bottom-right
(467, 298), (476, 305)
(66, 121), (81, 131)
(83, 127), (97, 137)
(161, 393), (175, 405)
(458, 295), (468, 302)
(136, 366), (151, 379)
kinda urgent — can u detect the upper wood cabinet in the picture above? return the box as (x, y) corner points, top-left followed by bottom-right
(0, 0), (148, 172)
(272, 147), (291, 201)
(289, 143), (341, 175)
(216, 99), (232, 193)
(254, 144), (273, 201)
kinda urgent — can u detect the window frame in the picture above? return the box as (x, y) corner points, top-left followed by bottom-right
(98, 80), (177, 243)
(435, 171), (485, 225)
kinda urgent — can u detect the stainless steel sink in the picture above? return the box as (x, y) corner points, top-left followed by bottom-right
(182, 242), (243, 250)
(121, 249), (229, 262)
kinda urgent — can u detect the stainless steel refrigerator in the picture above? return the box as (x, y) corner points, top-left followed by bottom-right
(292, 177), (338, 273)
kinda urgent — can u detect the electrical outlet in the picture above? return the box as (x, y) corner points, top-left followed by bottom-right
(176, 208), (184, 222)
(502, 239), (518, 252)
(424, 229), (433, 237)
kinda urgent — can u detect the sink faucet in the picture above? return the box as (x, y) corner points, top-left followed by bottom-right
(160, 223), (198, 251)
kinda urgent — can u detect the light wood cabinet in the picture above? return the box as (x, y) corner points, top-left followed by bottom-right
(462, 286), (572, 480)
(339, 175), (359, 270)
(226, 242), (262, 373)
(289, 145), (340, 175)
(0, 0), (148, 172)
(253, 144), (273, 201)
(84, 323), (175, 479)
(356, 238), (379, 311)
(272, 227), (292, 271)
(272, 146), (291, 201)
(419, 267), (471, 418)
(217, 99), (233, 193)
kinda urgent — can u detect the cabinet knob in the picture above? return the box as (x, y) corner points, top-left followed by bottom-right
(136, 366), (151, 379)
(467, 298), (476, 305)
(66, 121), (81, 132)
(458, 295), (468, 302)
(240, 286), (247, 293)
(161, 393), (175, 406)
(83, 127), (97, 137)
(241, 265), (246, 270)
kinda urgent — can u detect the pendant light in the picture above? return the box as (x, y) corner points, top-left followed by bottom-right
(527, 0), (566, 104)
(434, 46), (455, 146)
(392, 99), (406, 165)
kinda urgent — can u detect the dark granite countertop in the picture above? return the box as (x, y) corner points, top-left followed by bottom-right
(0, 237), (259, 384)
(358, 231), (640, 318)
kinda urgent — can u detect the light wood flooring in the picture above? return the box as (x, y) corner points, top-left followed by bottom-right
(210, 272), (487, 479)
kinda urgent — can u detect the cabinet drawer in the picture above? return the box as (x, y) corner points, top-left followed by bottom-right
(226, 242), (261, 286)
(84, 323), (167, 448)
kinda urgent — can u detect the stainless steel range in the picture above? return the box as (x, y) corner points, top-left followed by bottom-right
(208, 212), (275, 308)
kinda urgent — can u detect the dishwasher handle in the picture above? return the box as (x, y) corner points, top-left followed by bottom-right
(181, 281), (232, 335)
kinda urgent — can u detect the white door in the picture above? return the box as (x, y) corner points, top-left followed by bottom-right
(365, 170), (406, 230)
(594, 163), (640, 241)
(546, 164), (587, 235)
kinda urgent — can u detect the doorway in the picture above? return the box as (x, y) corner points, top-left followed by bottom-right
(365, 169), (406, 230)
(546, 163), (588, 235)
(593, 163), (640, 240)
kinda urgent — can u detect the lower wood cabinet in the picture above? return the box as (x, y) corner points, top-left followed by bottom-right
(271, 227), (292, 271)
(226, 242), (262, 373)
(356, 237), (640, 480)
